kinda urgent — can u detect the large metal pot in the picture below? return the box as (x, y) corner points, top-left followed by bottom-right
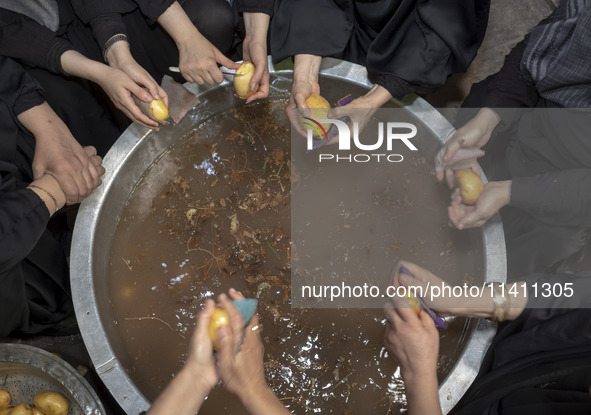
(71, 58), (506, 414)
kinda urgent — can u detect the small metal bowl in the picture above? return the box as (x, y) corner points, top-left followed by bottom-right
(0, 344), (105, 415)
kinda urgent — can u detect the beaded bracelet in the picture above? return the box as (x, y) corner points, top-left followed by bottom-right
(28, 184), (59, 214)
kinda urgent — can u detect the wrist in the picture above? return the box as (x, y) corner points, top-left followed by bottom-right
(179, 365), (215, 390)
(28, 175), (66, 214)
(238, 382), (273, 408)
(104, 38), (132, 67)
(493, 180), (512, 208)
(293, 54), (321, 83)
(479, 107), (501, 133)
(361, 85), (393, 108)
(174, 25), (202, 50)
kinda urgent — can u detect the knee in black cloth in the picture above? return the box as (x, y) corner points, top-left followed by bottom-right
(180, 0), (236, 54)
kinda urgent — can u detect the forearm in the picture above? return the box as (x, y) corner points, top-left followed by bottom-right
(238, 385), (291, 415)
(243, 12), (270, 44)
(442, 281), (527, 321)
(156, 2), (202, 49)
(104, 40), (133, 67)
(404, 371), (442, 415)
(60, 50), (110, 83)
(293, 54), (322, 84)
(358, 84), (393, 108)
(147, 367), (210, 415)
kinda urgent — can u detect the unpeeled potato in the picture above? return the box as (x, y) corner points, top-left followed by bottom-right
(298, 94), (331, 138)
(0, 390), (10, 408)
(31, 409), (46, 415)
(33, 391), (68, 415)
(454, 169), (484, 205)
(208, 307), (230, 350)
(233, 62), (258, 99)
(7, 404), (32, 415)
(148, 98), (169, 120)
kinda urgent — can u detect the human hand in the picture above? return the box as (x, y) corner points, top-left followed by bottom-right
(242, 12), (270, 103)
(391, 261), (455, 315)
(216, 289), (266, 399)
(327, 96), (377, 146)
(184, 298), (219, 390)
(287, 54), (322, 137)
(96, 66), (161, 129)
(105, 41), (168, 108)
(383, 296), (439, 379)
(32, 122), (104, 205)
(435, 108), (500, 187)
(177, 31), (240, 85)
(448, 180), (511, 229)
(242, 42), (269, 103)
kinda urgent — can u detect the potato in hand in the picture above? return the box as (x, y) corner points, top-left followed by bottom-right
(234, 62), (258, 99)
(454, 169), (484, 205)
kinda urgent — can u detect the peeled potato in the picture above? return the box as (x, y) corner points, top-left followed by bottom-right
(148, 98), (169, 120)
(454, 169), (484, 205)
(406, 293), (422, 315)
(298, 94), (331, 138)
(233, 62), (258, 99)
(0, 390), (10, 408)
(208, 307), (230, 350)
(33, 391), (68, 415)
(8, 404), (32, 415)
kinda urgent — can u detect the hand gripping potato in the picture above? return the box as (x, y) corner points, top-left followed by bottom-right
(33, 391), (68, 415)
(454, 169), (484, 205)
(233, 62), (258, 99)
(298, 94), (332, 138)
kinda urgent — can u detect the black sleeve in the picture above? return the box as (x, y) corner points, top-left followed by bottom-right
(481, 38), (539, 109)
(236, 0), (274, 16)
(0, 8), (74, 74)
(70, 0), (136, 48)
(133, 0), (175, 24)
(0, 185), (49, 274)
(510, 169), (591, 227)
(0, 56), (46, 116)
(366, 0), (490, 97)
(270, 0), (351, 62)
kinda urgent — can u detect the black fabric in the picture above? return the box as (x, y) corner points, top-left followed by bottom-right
(0, 56), (72, 336)
(0, 0), (124, 155)
(450, 273), (591, 415)
(521, 0), (591, 108)
(133, 0), (175, 24)
(75, 0), (237, 85)
(235, 0), (274, 16)
(270, 0), (490, 98)
(0, 6), (74, 74)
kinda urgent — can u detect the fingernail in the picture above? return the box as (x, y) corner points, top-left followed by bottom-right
(399, 265), (412, 276)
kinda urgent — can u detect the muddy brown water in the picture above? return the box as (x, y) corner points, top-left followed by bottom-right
(108, 98), (482, 414)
